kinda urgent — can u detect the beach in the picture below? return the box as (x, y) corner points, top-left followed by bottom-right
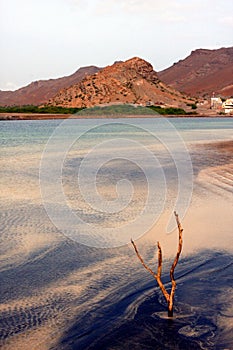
(0, 117), (232, 349)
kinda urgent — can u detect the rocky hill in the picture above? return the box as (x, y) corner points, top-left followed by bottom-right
(1, 48), (232, 107)
(0, 66), (100, 106)
(47, 57), (192, 108)
(158, 47), (233, 98)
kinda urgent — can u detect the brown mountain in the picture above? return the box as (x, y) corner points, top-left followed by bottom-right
(0, 66), (100, 106)
(158, 47), (233, 98)
(47, 57), (192, 108)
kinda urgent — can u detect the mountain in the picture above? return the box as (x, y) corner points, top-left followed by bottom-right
(158, 47), (233, 98)
(47, 57), (192, 108)
(1, 48), (232, 107)
(0, 66), (100, 106)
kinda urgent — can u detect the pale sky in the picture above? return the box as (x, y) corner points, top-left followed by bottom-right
(0, 0), (233, 91)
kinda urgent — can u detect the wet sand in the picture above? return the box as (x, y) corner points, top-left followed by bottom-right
(57, 140), (233, 350)
(0, 121), (232, 349)
(199, 139), (233, 152)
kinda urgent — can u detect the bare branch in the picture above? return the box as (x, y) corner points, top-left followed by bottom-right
(156, 242), (170, 302)
(131, 239), (158, 281)
(170, 211), (183, 283)
(169, 212), (183, 315)
(131, 212), (184, 317)
(157, 241), (162, 279)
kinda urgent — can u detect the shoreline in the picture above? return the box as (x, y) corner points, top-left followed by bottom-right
(0, 120), (233, 350)
(0, 112), (232, 120)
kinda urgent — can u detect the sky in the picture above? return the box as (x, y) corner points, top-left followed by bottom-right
(0, 0), (233, 91)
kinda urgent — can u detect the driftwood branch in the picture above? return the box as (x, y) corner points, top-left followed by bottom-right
(131, 239), (157, 281)
(156, 241), (170, 302)
(131, 211), (183, 317)
(169, 211), (183, 315)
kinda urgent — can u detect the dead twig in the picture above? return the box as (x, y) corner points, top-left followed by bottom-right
(131, 211), (183, 317)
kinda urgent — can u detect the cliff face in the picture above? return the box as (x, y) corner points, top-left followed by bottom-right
(47, 57), (191, 108)
(0, 66), (100, 106)
(158, 47), (233, 98)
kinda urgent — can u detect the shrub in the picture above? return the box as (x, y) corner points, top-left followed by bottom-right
(0, 105), (85, 114)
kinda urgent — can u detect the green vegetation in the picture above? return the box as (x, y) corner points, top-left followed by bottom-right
(186, 103), (197, 109)
(0, 104), (198, 116)
(77, 104), (158, 115)
(0, 105), (85, 114)
(147, 105), (188, 115)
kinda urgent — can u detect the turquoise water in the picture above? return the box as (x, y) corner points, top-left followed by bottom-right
(0, 117), (233, 146)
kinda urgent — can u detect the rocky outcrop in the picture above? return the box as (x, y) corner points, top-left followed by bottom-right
(158, 47), (233, 98)
(47, 57), (191, 108)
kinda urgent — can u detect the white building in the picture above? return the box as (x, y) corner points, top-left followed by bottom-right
(210, 96), (222, 110)
(222, 99), (233, 114)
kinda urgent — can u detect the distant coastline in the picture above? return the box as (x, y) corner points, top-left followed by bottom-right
(0, 113), (232, 120)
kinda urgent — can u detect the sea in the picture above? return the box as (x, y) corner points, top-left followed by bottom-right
(0, 117), (232, 349)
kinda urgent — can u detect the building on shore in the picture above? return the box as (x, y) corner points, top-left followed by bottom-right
(222, 98), (233, 114)
(210, 94), (222, 110)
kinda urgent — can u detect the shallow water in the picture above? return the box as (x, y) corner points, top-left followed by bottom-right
(0, 117), (232, 349)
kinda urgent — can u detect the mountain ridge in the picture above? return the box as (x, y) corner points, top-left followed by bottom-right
(158, 47), (233, 98)
(0, 47), (232, 107)
(0, 66), (101, 106)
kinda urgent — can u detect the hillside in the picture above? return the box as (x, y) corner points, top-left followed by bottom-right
(1, 48), (232, 107)
(47, 57), (193, 108)
(0, 66), (100, 106)
(158, 47), (233, 98)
